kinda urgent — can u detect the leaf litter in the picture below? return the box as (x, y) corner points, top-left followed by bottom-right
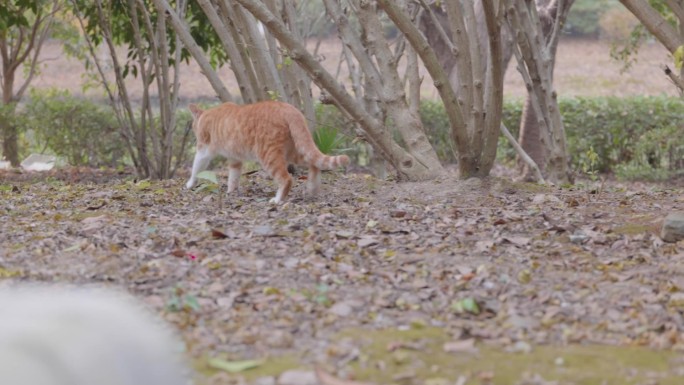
(1, 168), (684, 383)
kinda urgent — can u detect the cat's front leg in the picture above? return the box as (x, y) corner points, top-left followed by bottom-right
(186, 147), (213, 189)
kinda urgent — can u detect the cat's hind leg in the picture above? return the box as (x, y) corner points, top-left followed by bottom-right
(227, 162), (242, 193)
(307, 166), (321, 196)
(263, 153), (292, 204)
(186, 147), (213, 189)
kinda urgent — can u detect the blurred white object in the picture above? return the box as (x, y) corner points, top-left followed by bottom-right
(0, 160), (10, 170)
(20, 154), (56, 171)
(0, 285), (190, 385)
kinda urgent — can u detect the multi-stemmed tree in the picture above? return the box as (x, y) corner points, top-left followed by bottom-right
(157, 0), (507, 181)
(1, 0), (61, 166)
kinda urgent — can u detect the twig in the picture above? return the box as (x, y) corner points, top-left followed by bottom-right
(500, 123), (546, 184)
(663, 65), (684, 96)
(218, 181), (223, 211)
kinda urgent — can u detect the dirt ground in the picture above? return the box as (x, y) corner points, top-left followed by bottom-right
(1, 167), (683, 383)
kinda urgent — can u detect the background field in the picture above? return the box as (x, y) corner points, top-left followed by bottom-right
(30, 37), (679, 105)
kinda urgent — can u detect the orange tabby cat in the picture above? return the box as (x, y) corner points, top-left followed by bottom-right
(186, 101), (349, 203)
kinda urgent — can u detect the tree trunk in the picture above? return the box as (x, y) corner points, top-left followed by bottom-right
(417, 1), (511, 178)
(1, 53), (19, 166)
(517, 98), (544, 180)
(508, 0), (574, 184)
(1, 121), (19, 167)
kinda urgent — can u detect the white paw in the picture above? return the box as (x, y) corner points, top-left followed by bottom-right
(269, 197), (281, 204)
(186, 180), (195, 189)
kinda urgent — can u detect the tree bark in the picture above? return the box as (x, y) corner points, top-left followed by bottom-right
(416, 1), (509, 178)
(1, 122), (19, 167)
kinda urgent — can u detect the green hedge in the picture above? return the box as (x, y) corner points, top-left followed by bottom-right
(420, 96), (684, 180)
(8, 92), (682, 182)
(9, 89), (195, 169)
(22, 89), (125, 167)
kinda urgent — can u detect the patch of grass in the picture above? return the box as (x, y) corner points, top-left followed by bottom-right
(336, 327), (684, 385)
(193, 354), (301, 382)
(313, 125), (348, 155)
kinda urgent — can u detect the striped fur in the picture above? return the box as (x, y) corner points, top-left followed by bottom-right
(186, 101), (349, 203)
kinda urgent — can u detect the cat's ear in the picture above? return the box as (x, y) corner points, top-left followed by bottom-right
(189, 104), (204, 120)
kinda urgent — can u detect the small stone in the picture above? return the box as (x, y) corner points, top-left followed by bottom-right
(264, 329), (294, 348)
(335, 230), (354, 239)
(357, 236), (379, 248)
(390, 210), (407, 218)
(662, 212), (684, 243)
(328, 301), (353, 317)
(425, 378), (450, 385)
(278, 370), (317, 385)
(505, 341), (532, 354)
(254, 377), (276, 385)
(253, 225), (276, 237)
(570, 231), (588, 244)
(532, 194), (561, 205)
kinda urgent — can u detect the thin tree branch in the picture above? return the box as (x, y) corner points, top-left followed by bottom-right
(377, 0), (469, 158)
(500, 123), (546, 184)
(152, 0), (234, 102)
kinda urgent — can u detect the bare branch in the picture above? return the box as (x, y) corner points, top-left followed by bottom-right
(377, 0), (469, 157)
(152, 0), (234, 102)
(501, 123), (545, 183)
(193, 0), (255, 102)
(234, 0), (420, 176)
(663, 65), (684, 94)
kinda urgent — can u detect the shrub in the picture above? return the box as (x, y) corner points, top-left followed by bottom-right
(420, 100), (456, 163)
(561, 96), (683, 179)
(416, 96), (684, 181)
(22, 89), (125, 167)
(312, 97), (683, 181)
(314, 103), (358, 156)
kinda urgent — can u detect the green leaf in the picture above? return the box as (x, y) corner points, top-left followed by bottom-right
(183, 295), (200, 311)
(197, 170), (218, 184)
(207, 358), (263, 373)
(674, 45), (684, 70)
(451, 298), (480, 315)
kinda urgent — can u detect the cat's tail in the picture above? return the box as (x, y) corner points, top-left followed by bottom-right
(288, 108), (350, 170)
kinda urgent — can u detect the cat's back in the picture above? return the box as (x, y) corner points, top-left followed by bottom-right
(206, 101), (303, 134)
